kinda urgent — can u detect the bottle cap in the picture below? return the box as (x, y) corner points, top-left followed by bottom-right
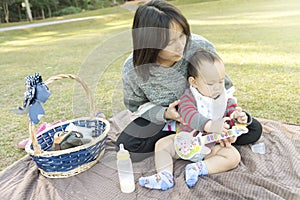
(117, 144), (130, 160)
(251, 142), (266, 154)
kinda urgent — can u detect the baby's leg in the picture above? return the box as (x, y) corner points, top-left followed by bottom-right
(204, 145), (241, 174)
(155, 134), (179, 172)
(139, 134), (178, 190)
(185, 145), (240, 187)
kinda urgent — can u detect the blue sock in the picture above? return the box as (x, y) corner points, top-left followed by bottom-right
(139, 170), (174, 190)
(185, 161), (208, 187)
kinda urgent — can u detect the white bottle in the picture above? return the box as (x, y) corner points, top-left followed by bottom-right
(117, 144), (135, 193)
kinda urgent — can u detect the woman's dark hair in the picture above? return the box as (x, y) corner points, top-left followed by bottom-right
(188, 49), (223, 79)
(132, 0), (191, 77)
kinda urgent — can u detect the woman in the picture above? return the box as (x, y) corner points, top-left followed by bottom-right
(116, 0), (261, 161)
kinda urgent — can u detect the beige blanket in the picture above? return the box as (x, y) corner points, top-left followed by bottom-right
(0, 110), (299, 200)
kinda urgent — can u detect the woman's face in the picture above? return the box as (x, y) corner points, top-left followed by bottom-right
(157, 21), (187, 67)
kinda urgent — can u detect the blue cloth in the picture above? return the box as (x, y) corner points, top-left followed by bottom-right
(13, 73), (50, 124)
(35, 83), (50, 103)
(29, 101), (45, 124)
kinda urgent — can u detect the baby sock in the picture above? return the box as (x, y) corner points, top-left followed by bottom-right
(139, 170), (174, 190)
(185, 161), (208, 187)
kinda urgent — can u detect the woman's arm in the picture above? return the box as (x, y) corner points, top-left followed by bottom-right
(122, 55), (148, 112)
(190, 33), (216, 53)
(122, 56), (168, 124)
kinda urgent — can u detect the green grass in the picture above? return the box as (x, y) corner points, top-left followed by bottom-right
(0, 0), (299, 171)
(177, 0), (300, 123)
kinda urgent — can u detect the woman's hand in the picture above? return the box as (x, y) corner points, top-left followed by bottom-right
(164, 100), (184, 123)
(230, 107), (248, 124)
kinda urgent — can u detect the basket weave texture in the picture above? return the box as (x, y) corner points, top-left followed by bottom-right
(25, 74), (110, 178)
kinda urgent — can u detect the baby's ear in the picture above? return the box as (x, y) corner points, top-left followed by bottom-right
(188, 76), (195, 86)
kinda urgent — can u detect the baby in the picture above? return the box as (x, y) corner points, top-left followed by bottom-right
(139, 49), (252, 190)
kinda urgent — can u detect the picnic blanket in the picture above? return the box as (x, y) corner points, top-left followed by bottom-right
(0, 110), (299, 200)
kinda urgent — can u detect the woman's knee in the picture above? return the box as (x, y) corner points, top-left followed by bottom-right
(115, 131), (145, 152)
(234, 118), (263, 145)
(251, 118), (263, 142)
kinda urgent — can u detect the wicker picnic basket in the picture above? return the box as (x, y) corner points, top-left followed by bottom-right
(25, 74), (110, 178)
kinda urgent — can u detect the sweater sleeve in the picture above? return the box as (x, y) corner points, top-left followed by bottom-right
(122, 56), (167, 124)
(139, 104), (167, 124)
(178, 90), (209, 132)
(225, 74), (234, 91)
(190, 34), (216, 53)
(122, 55), (147, 112)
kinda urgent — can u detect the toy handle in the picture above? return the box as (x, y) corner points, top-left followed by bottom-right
(174, 126), (248, 160)
(201, 126), (248, 144)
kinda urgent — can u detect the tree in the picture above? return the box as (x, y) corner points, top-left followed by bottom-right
(27, 0), (59, 19)
(0, 0), (120, 23)
(24, 0), (32, 22)
(1, 0), (9, 23)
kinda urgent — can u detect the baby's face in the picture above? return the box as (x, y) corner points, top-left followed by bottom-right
(192, 60), (225, 99)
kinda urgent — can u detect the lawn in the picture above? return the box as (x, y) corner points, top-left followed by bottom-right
(0, 0), (299, 171)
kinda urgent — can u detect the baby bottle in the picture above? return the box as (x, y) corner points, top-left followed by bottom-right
(117, 144), (135, 193)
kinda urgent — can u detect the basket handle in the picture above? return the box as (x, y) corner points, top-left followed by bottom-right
(29, 74), (95, 155)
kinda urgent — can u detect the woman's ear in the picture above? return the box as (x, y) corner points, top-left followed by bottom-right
(188, 76), (196, 87)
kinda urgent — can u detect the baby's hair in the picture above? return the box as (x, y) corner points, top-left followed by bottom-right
(187, 49), (223, 79)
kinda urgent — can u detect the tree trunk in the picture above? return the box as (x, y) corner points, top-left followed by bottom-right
(18, 5), (22, 21)
(41, 7), (45, 20)
(3, 2), (9, 23)
(74, 0), (79, 8)
(24, 0), (33, 22)
(47, 5), (52, 18)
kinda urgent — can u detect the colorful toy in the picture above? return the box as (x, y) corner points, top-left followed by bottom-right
(174, 124), (248, 161)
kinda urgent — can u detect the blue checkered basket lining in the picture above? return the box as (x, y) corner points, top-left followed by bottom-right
(28, 118), (108, 174)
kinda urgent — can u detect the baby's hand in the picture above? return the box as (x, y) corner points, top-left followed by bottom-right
(204, 117), (230, 134)
(219, 136), (237, 147)
(230, 107), (248, 124)
(218, 118), (231, 146)
(221, 118), (230, 135)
